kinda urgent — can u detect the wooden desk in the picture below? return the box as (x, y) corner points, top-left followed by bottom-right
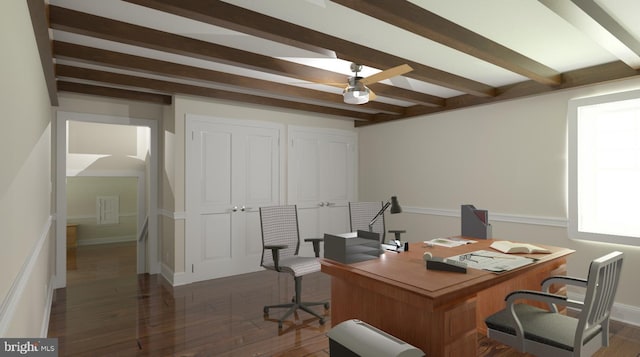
(321, 239), (574, 357)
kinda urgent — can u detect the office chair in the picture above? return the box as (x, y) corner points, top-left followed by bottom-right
(485, 251), (623, 357)
(349, 201), (386, 242)
(259, 205), (330, 329)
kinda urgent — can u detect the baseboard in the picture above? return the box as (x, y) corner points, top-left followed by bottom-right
(0, 216), (52, 335)
(161, 262), (188, 286)
(39, 275), (56, 338)
(611, 302), (640, 327)
(77, 235), (136, 246)
(568, 291), (640, 327)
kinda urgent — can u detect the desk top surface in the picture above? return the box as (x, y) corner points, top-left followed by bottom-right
(321, 237), (574, 305)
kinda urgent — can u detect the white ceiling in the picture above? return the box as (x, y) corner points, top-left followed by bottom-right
(46, 0), (640, 122)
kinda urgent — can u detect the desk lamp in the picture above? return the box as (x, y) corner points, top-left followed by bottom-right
(369, 196), (405, 250)
(368, 196), (401, 232)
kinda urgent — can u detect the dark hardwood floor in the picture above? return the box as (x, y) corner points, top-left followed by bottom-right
(48, 243), (640, 356)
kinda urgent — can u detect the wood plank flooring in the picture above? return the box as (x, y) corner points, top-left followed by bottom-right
(48, 243), (640, 356)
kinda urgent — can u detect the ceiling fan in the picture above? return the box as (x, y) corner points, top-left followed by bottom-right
(341, 63), (413, 104)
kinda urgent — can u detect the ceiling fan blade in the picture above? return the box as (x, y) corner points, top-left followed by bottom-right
(325, 82), (348, 88)
(361, 64), (413, 85)
(368, 89), (377, 101)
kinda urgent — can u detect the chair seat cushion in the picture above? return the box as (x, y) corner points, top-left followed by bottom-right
(485, 304), (601, 351)
(264, 256), (320, 277)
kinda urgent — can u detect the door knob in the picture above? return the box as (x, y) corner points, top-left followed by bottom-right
(232, 206), (238, 212)
(318, 202), (325, 207)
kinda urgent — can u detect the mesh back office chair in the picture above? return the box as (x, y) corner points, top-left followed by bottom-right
(259, 205), (330, 329)
(485, 251), (623, 357)
(349, 201), (385, 242)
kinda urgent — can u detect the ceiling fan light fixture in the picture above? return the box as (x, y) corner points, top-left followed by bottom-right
(343, 77), (370, 104)
(343, 87), (370, 104)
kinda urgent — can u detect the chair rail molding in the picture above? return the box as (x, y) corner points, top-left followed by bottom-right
(0, 216), (54, 336)
(404, 206), (567, 228)
(158, 209), (186, 220)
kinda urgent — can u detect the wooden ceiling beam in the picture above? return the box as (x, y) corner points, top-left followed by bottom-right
(358, 60), (640, 126)
(332, 0), (562, 86)
(46, 2), (639, 127)
(57, 81), (172, 105)
(53, 41), (405, 114)
(55, 64), (376, 121)
(123, 0), (470, 100)
(49, 5), (436, 107)
(123, 0), (493, 98)
(27, 0), (58, 106)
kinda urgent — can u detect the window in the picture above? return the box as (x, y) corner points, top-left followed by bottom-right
(568, 90), (640, 246)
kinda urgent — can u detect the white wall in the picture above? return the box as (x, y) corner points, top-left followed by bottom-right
(67, 176), (138, 245)
(358, 77), (640, 325)
(66, 121), (147, 174)
(57, 92), (164, 121)
(164, 95), (356, 278)
(50, 93), (357, 284)
(0, 1), (55, 336)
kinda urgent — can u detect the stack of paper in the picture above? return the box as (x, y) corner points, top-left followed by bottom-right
(447, 250), (535, 273)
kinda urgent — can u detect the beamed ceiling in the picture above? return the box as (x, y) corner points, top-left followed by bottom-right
(29, 0), (640, 126)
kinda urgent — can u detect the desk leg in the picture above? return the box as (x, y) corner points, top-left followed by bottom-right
(437, 297), (478, 356)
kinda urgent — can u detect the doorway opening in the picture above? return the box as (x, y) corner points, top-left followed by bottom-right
(55, 111), (158, 289)
(66, 175), (141, 286)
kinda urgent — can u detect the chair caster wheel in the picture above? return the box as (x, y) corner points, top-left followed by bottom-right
(263, 307), (269, 314)
(319, 318), (325, 325)
(324, 302), (330, 309)
(278, 321), (283, 329)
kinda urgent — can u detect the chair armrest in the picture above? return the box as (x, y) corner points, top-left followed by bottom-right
(507, 288), (584, 318)
(506, 290), (584, 310)
(541, 275), (587, 292)
(264, 244), (288, 271)
(304, 238), (323, 257)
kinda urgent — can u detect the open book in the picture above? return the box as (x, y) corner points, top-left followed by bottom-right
(425, 237), (476, 248)
(490, 240), (550, 254)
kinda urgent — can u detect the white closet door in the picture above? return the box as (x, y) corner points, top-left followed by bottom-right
(289, 127), (356, 256)
(186, 116), (281, 282)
